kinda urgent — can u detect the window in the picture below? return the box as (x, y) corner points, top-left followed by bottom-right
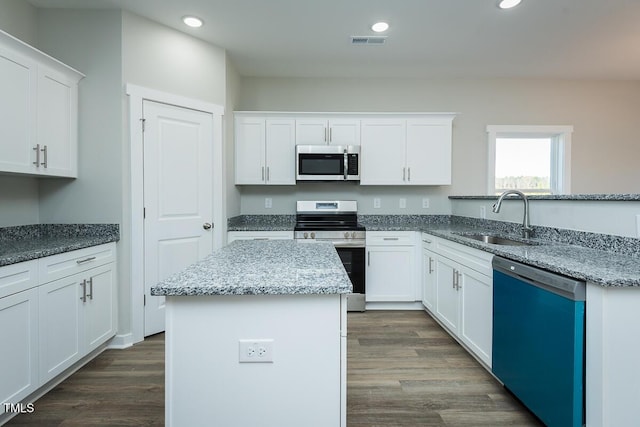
(487, 125), (572, 195)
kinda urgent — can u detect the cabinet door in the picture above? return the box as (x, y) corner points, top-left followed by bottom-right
(328, 119), (360, 146)
(84, 264), (116, 353)
(365, 246), (414, 302)
(360, 119), (406, 185)
(434, 257), (459, 334)
(39, 275), (83, 383)
(265, 119), (295, 185)
(406, 120), (452, 185)
(0, 288), (39, 407)
(459, 266), (492, 366)
(235, 117), (266, 184)
(296, 119), (328, 144)
(36, 65), (78, 177)
(0, 46), (37, 174)
(422, 249), (436, 311)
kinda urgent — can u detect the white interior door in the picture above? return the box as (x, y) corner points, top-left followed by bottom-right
(143, 100), (213, 336)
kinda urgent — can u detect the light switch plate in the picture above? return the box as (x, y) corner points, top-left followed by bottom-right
(265, 198), (272, 209)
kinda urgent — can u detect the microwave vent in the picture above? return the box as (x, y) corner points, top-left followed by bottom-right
(350, 36), (387, 45)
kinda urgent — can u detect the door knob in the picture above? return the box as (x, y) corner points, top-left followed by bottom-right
(203, 222), (213, 230)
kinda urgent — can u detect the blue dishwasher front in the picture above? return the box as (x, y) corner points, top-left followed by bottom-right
(492, 257), (585, 427)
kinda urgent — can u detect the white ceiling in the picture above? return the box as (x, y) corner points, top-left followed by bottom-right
(27, 0), (640, 80)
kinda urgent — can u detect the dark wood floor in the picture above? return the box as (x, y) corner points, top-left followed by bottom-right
(7, 311), (541, 426)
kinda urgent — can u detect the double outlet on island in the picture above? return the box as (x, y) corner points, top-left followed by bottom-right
(239, 339), (275, 363)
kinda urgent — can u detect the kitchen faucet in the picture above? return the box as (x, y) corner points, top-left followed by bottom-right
(492, 190), (532, 239)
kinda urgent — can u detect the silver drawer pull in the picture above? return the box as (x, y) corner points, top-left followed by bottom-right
(422, 239), (432, 244)
(76, 256), (97, 264)
(253, 238), (269, 240)
(383, 237), (399, 241)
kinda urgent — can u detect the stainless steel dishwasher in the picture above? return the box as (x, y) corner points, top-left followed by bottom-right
(492, 256), (586, 427)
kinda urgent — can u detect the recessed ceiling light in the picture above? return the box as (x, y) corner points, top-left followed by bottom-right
(182, 16), (203, 28)
(371, 22), (389, 33)
(498, 0), (522, 9)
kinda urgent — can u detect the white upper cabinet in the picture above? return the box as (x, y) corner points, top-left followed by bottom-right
(360, 114), (455, 185)
(235, 115), (295, 185)
(295, 118), (360, 146)
(0, 30), (83, 178)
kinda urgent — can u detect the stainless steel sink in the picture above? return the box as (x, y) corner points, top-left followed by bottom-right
(458, 233), (537, 246)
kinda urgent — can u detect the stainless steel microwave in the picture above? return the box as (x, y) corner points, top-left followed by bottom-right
(296, 145), (360, 181)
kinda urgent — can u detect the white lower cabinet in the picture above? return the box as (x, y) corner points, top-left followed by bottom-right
(366, 232), (418, 302)
(0, 243), (116, 415)
(422, 233), (493, 367)
(227, 230), (293, 244)
(0, 287), (39, 407)
(39, 262), (116, 383)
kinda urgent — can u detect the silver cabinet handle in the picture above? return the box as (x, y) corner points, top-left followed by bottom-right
(76, 256), (96, 264)
(324, 127), (327, 143)
(422, 239), (432, 244)
(383, 237), (399, 241)
(367, 251), (370, 266)
(408, 167), (411, 182)
(33, 144), (40, 166)
(329, 127), (332, 142)
(87, 277), (94, 300)
(403, 167), (406, 181)
(428, 257), (434, 274)
(267, 167), (270, 181)
(262, 166), (265, 181)
(203, 222), (212, 230)
(252, 238), (269, 240)
(41, 145), (48, 168)
(452, 270), (456, 289)
(80, 279), (87, 303)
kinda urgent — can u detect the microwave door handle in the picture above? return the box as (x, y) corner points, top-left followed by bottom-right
(343, 149), (348, 180)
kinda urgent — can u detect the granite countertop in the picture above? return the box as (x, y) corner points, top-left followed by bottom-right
(228, 215), (296, 231)
(0, 224), (120, 267)
(227, 214), (640, 288)
(151, 239), (353, 296)
(422, 226), (640, 287)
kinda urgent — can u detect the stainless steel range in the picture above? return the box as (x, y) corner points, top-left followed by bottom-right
(295, 201), (366, 311)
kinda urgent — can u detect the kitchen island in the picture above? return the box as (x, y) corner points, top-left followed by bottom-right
(151, 239), (351, 427)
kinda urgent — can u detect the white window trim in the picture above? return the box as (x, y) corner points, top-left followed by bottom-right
(486, 125), (573, 195)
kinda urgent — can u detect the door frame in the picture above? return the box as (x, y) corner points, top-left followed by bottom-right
(126, 84), (225, 345)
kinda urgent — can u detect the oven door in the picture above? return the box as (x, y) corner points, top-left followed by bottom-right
(335, 245), (366, 311)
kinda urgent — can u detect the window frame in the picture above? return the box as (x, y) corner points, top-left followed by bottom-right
(486, 125), (573, 195)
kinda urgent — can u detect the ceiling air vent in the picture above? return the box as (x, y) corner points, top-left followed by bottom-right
(351, 36), (387, 45)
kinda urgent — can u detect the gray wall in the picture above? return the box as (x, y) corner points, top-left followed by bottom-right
(237, 77), (640, 214)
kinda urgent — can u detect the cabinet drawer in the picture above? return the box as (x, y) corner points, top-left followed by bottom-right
(421, 233), (437, 251)
(38, 243), (116, 284)
(366, 231), (416, 246)
(436, 238), (493, 277)
(227, 231), (293, 243)
(0, 260), (39, 299)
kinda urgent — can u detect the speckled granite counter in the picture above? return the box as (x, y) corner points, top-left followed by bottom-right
(227, 215), (296, 231)
(151, 239), (352, 296)
(0, 224), (120, 267)
(228, 214), (640, 288)
(449, 193), (640, 201)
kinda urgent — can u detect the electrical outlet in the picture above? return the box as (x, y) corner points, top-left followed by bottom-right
(480, 206), (487, 219)
(636, 214), (640, 238)
(265, 198), (272, 209)
(373, 198), (381, 209)
(399, 198), (406, 209)
(239, 339), (274, 363)
(422, 198), (430, 209)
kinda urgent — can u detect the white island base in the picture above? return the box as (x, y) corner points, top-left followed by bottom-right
(164, 293), (347, 427)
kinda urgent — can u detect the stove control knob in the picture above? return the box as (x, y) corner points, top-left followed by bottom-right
(351, 232), (357, 238)
(344, 232), (349, 238)
(310, 232), (316, 239)
(303, 232), (308, 239)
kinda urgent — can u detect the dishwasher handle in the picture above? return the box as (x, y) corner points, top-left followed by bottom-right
(492, 256), (586, 301)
